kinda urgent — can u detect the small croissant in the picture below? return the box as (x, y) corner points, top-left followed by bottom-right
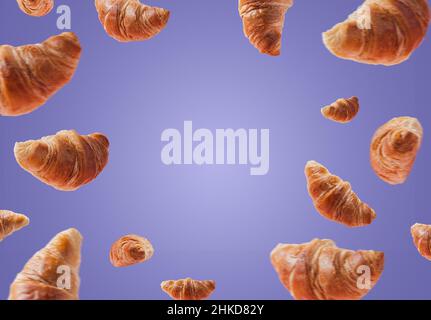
(95, 0), (170, 42)
(0, 32), (81, 116)
(110, 235), (154, 267)
(9, 228), (82, 300)
(321, 97), (360, 123)
(0, 210), (29, 242)
(270, 239), (384, 300)
(17, 0), (54, 16)
(323, 0), (430, 66)
(239, 0), (294, 56)
(14, 130), (110, 191)
(370, 117), (423, 185)
(411, 223), (431, 260)
(305, 161), (376, 227)
(161, 278), (216, 300)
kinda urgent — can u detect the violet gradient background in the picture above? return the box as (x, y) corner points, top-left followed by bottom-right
(0, 0), (430, 300)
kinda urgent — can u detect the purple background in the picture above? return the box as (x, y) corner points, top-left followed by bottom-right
(0, 0), (430, 300)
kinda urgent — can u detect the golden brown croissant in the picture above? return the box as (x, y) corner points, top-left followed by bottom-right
(14, 130), (110, 191)
(270, 239), (384, 300)
(110, 234), (154, 267)
(239, 0), (294, 56)
(9, 228), (82, 300)
(321, 96), (360, 123)
(161, 278), (216, 300)
(0, 210), (29, 242)
(323, 0), (430, 66)
(95, 0), (170, 42)
(0, 32), (81, 116)
(305, 161), (376, 227)
(16, 0), (54, 16)
(411, 223), (431, 260)
(370, 117), (423, 185)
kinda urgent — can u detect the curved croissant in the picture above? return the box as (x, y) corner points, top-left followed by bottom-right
(95, 0), (170, 42)
(370, 117), (423, 185)
(17, 0), (54, 16)
(321, 96), (360, 123)
(0, 32), (81, 116)
(161, 278), (216, 300)
(323, 0), (431, 66)
(305, 161), (376, 227)
(239, 0), (294, 56)
(14, 130), (110, 191)
(9, 228), (82, 300)
(270, 239), (384, 300)
(110, 235), (154, 267)
(0, 210), (29, 242)
(411, 223), (431, 261)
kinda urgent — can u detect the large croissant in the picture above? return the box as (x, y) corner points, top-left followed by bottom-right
(95, 0), (170, 42)
(370, 117), (423, 185)
(323, 0), (430, 66)
(9, 228), (82, 300)
(110, 234), (154, 267)
(270, 239), (384, 300)
(0, 32), (81, 116)
(161, 278), (216, 300)
(305, 161), (376, 227)
(411, 223), (431, 261)
(14, 130), (110, 191)
(239, 0), (294, 56)
(0, 210), (29, 242)
(17, 0), (54, 16)
(321, 96), (360, 123)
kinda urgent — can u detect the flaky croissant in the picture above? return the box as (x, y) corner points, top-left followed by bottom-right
(305, 161), (376, 227)
(161, 278), (216, 300)
(95, 0), (170, 42)
(370, 117), (423, 185)
(323, 0), (430, 66)
(0, 32), (81, 116)
(9, 228), (82, 300)
(0, 210), (29, 242)
(110, 235), (154, 267)
(17, 0), (54, 16)
(321, 97), (359, 123)
(14, 130), (110, 191)
(411, 223), (431, 261)
(271, 239), (384, 300)
(239, 0), (294, 56)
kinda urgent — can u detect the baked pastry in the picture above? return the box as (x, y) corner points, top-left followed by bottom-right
(161, 278), (216, 300)
(0, 210), (29, 241)
(110, 234), (154, 267)
(17, 0), (54, 17)
(321, 96), (359, 123)
(411, 223), (431, 260)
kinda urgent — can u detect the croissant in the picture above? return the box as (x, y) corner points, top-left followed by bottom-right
(14, 130), (110, 191)
(17, 0), (54, 16)
(95, 0), (170, 42)
(305, 161), (376, 227)
(370, 117), (423, 185)
(0, 210), (29, 242)
(9, 228), (82, 300)
(270, 239), (385, 300)
(321, 96), (360, 123)
(0, 32), (81, 116)
(110, 235), (154, 267)
(323, 0), (431, 66)
(239, 0), (294, 56)
(411, 223), (431, 260)
(161, 278), (216, 300)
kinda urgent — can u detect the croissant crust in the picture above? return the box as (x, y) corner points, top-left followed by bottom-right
(161, 278), (216, 300)
(411, 223), (431, 260)
(110, 235), (154, 267)
(17, 0), (54, 17)
(321, 97), (360, 123)
(270, 239), (384, 300)
(95, 0), (170, 42)
(370, 117), (423, 185)
(0, 210), (29, 241)
(14, 130), (110, 191)
(0, 32), (81, 116)
(239, 0), (294, 56)
(9, 228), (82, 300)
(323, 0), (431, 66)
